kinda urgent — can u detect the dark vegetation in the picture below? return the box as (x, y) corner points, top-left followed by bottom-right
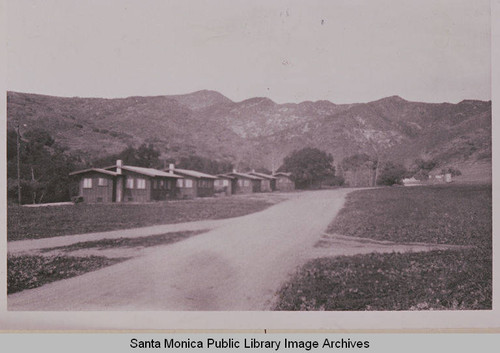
(376, 161), (407, 186)
(327, 185), (491, 246)
(275, 248), (491, 311)
(7, 255), (127, 294)
(40, 230), (207, 253)
(340, 153), (376, 187)
(280, 147), (337, 189)
(8, 197), (273, 241)
(275, 185), (491, 310)
(7, 128), (80, 204)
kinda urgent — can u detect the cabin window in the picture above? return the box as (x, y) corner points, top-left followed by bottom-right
(137, 178), (146, 189)
(176, 179), (183, 188)
(98, 178), (108, 186)
(244, 180), (250, 187)
(222, 179), (229, 187)
(126, 177), (134, 189)
(83, 178), (92, 188)
(185, 179), (193, 188)
(160, 180), (165, 188)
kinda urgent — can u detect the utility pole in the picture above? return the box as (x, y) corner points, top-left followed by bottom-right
(16, 123), (22, 205)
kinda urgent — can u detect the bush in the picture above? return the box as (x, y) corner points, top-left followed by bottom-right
(377, 162), (407, 186)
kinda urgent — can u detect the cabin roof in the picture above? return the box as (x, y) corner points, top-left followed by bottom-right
(249, 171), (277, 180)
(216, 174), (236, 180)
(69, 168), (119, 177)
(273, 172), (292, 177)
(227, 172), (264, 180)
(120, 165), (182, 178)
(169, 168), (217, 179)
(101, 164), (182, 178)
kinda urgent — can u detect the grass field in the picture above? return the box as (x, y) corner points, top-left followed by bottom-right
(8, 197), (274, 241)
(275, 184), (492, 311)
(7, 255), (128, 294)
(327, 184), (491, 246)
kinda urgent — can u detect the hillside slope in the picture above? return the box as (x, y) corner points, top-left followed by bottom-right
(7, 91), (491, 178)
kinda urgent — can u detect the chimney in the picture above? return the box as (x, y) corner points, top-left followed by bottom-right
(116, 159), (123, 175)
(169, 163), (175, 172)
(232, 168), (237, 173)
(252, 169), (256, 173)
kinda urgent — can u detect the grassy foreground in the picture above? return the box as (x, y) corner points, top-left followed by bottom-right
(327, 185), (491, 246)
(8, 197), (272, 241)
(275, 185), (492, 311)
(7, 255), (127, 294)
(275, 248), (491, 311)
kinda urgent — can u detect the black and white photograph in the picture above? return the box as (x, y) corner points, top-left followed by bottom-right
(1, 0), (497, 331)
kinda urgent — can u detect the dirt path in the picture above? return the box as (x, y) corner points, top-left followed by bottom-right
(8, 189), (352, 311)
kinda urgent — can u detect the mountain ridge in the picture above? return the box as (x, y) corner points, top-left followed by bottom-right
(7, 90), (491, 178)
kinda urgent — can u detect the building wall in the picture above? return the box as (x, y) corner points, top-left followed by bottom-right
(275, 176), (295, 191)
(233, 178), (255, 194)
(151, 177), (177, 201)
(196, 178), (215, 197)
(120, 170), (153, 203)
(79, 172), (115, 203)
(260, 179), (272, 192)
(176, 177), (197, 199)
(215, 178), (232, 196)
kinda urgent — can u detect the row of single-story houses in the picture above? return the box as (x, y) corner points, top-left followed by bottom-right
(69, 160), (295, 203)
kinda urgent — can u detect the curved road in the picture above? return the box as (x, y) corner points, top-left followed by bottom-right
(9, 189), (351, 311)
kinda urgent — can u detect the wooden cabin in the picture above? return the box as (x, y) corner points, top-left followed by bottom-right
(273, 172), (295, 191)
(249, 171), (277, 192)
(70, 160), (182, 203)
(226, 171), (263, 194)
(166, 164), (217, 199)
(214, 175), (235, 196)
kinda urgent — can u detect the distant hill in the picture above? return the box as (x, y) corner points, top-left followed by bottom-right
(7, 91), (491, 181)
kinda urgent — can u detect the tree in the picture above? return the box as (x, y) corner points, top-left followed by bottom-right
(91, 143), (162, 169)
(281, 147), (335, 189)
(7, 128), (78, 204)
(377, 162), (407, 186)
(177, 155), (233, 175)
(340, 153), (377, 187)
(410, 158), (437, 180)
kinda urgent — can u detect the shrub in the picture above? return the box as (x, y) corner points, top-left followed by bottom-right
(377, 162), (407, 186)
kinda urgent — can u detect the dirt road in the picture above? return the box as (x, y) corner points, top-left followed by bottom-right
(8, 189), (352, 311)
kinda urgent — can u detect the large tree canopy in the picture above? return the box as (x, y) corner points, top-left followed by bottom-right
(176, 155), (234, 175)
(281, 147), (335, 189)
(7, 128), (79, 204)
(377, 162), (407, 186)
(92, 143), (162, 169)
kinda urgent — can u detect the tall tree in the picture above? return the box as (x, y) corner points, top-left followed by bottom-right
(7, 128), (78, 204)
(281, 147), (335, 189)
(340, 153), (376, 187)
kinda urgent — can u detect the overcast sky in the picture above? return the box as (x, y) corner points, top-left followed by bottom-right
(6, 0), (491, 104)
